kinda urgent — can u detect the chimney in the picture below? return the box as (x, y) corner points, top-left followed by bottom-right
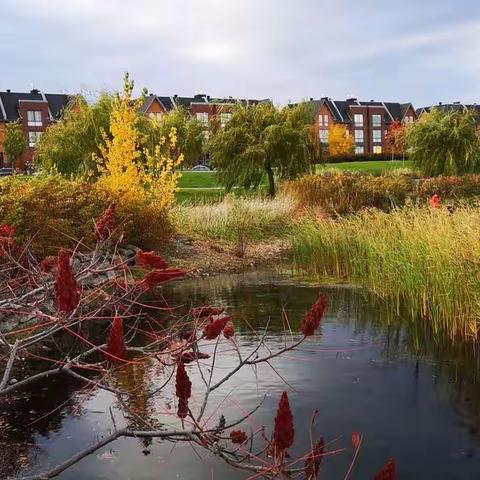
(6, 89), (10, 93)
(310, 97), (314, 101)
(347, 97), (357, 102)
(31, 88), (40, 94)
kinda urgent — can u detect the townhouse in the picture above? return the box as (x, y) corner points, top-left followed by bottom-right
(0, 89), (71, 169)
(310, 97), (417, 154)
(416, 102), (480, 119)
(140, 93), (270, 129)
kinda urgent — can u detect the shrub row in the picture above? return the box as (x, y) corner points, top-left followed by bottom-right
(324, 153), (408, 164)
(284, 172), (413, 214)
(285, 172), (480, 214)
(0, 175), (173, 255)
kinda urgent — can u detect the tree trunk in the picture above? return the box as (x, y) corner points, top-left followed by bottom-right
(266, 165), (275, 198)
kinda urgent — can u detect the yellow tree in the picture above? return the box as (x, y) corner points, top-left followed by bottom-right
(328, 124), (355, 156)
(96, 74), (183, 209)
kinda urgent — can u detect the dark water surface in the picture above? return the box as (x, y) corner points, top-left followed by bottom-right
(3, 272), (480, 479)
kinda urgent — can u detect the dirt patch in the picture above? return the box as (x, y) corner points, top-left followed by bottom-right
(166, 236), (291, 276)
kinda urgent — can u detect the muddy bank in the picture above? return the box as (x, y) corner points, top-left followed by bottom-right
(165, 236), (291, 276)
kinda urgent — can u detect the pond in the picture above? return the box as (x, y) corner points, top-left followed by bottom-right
(2, 272), (480, 479)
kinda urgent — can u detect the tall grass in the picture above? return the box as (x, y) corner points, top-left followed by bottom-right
(172, 194), (296, 241)
(292, 206), (480, 340)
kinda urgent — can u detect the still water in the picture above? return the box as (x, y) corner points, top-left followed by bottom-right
(3, 272), (480, 479)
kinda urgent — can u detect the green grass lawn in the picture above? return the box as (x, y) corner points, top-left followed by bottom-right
(317, 160), (411, 175)
(179, 171), (219, 189)
(176, 161), (412, 203)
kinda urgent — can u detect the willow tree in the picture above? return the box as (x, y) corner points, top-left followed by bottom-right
(209, 102), (314, 197)
(36, 93), (114, 177)
(148, 107), (205, 167)
(406, 108), (480, 176)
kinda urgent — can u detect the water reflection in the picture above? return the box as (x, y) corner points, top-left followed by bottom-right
(3, 271), (480, 479)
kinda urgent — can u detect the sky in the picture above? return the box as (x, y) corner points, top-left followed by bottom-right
(1, 0), (480, 107)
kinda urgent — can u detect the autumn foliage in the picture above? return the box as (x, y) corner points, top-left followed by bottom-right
(106, 316), (126, 362)
(328, 124), (355, 156)
(175, 360), (192, 419)
(272, 391), (295, 456)
(301, 293), (328, 336)
(54, 249), (80, 314)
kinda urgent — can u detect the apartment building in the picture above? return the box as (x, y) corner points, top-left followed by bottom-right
(140, 93), (270, 128)
(416, 102), (480, 119)
(0, 89), (71, 169)
(310, 97), (417, 154)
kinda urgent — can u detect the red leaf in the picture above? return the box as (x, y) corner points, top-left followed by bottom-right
(106, 316), (126, 362)
(203, 316), (231, 340)
(230, 430), (248, 444)
(54, 249), (80, 314)
(175, 361), (192, 419)
(0, 224), (15, 237)
(374, 459), (397, 480)
(139, 268), (186, 291)
(94, 203), (116, 241)
(135, 249), (168, 269)
(223, 320), (235, 339)
(273, 391), (295, 454)
(301, 293), (328, 336)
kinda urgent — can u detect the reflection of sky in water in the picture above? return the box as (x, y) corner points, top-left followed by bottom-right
(12, 272), (480, 479)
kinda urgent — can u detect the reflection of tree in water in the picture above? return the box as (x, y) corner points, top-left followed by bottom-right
(166, 273), (480, 446)
(111, 358), (160, 452)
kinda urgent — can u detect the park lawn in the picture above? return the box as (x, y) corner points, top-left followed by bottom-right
(179, 171), (219, 188)
(318, 160), (411, 175)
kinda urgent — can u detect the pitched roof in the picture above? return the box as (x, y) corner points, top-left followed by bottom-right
(0, 90), (71, 121)
(417, 103), (480, 116)
(308, 98), (416, 124)
(140, 94), (175, 113)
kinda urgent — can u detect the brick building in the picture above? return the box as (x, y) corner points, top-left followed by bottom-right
(0, 89), (71, 169)
(309, 97), (417, 154)
(416, 102), (480, 119)
(140, 93), (270, 129)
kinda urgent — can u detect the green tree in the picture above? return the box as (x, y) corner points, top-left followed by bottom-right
(406, 108), (480, 176)
(147, 107), (204, 167)
(4, 121), (27, 169)
(209, 102), (314, 197)
(36, 93), (114, 177)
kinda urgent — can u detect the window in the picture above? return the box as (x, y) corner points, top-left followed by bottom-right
(27, 110), (42, 127)
(28, 131), (42, 147)
(372, 114), (381, 127)
(373, 145), (382, 154)
(220, 113), (232, 127)
(355, 146), (364, 154)
(372, 130), (382, 143)
(196, 112), (209, 126)
(319, 129), (329, 143)
(354, 114), (364, 127)
(404, 115), (414, 124)
(149, 112), (163, 122)
(319, 114), (329, 127)
(354, 129), (364, 143)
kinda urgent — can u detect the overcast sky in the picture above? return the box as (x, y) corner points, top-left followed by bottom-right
(1, 0), (480, 107)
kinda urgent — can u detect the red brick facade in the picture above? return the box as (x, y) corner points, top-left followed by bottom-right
(315, 98), (417, 155)
(0, 90), (71, 170)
